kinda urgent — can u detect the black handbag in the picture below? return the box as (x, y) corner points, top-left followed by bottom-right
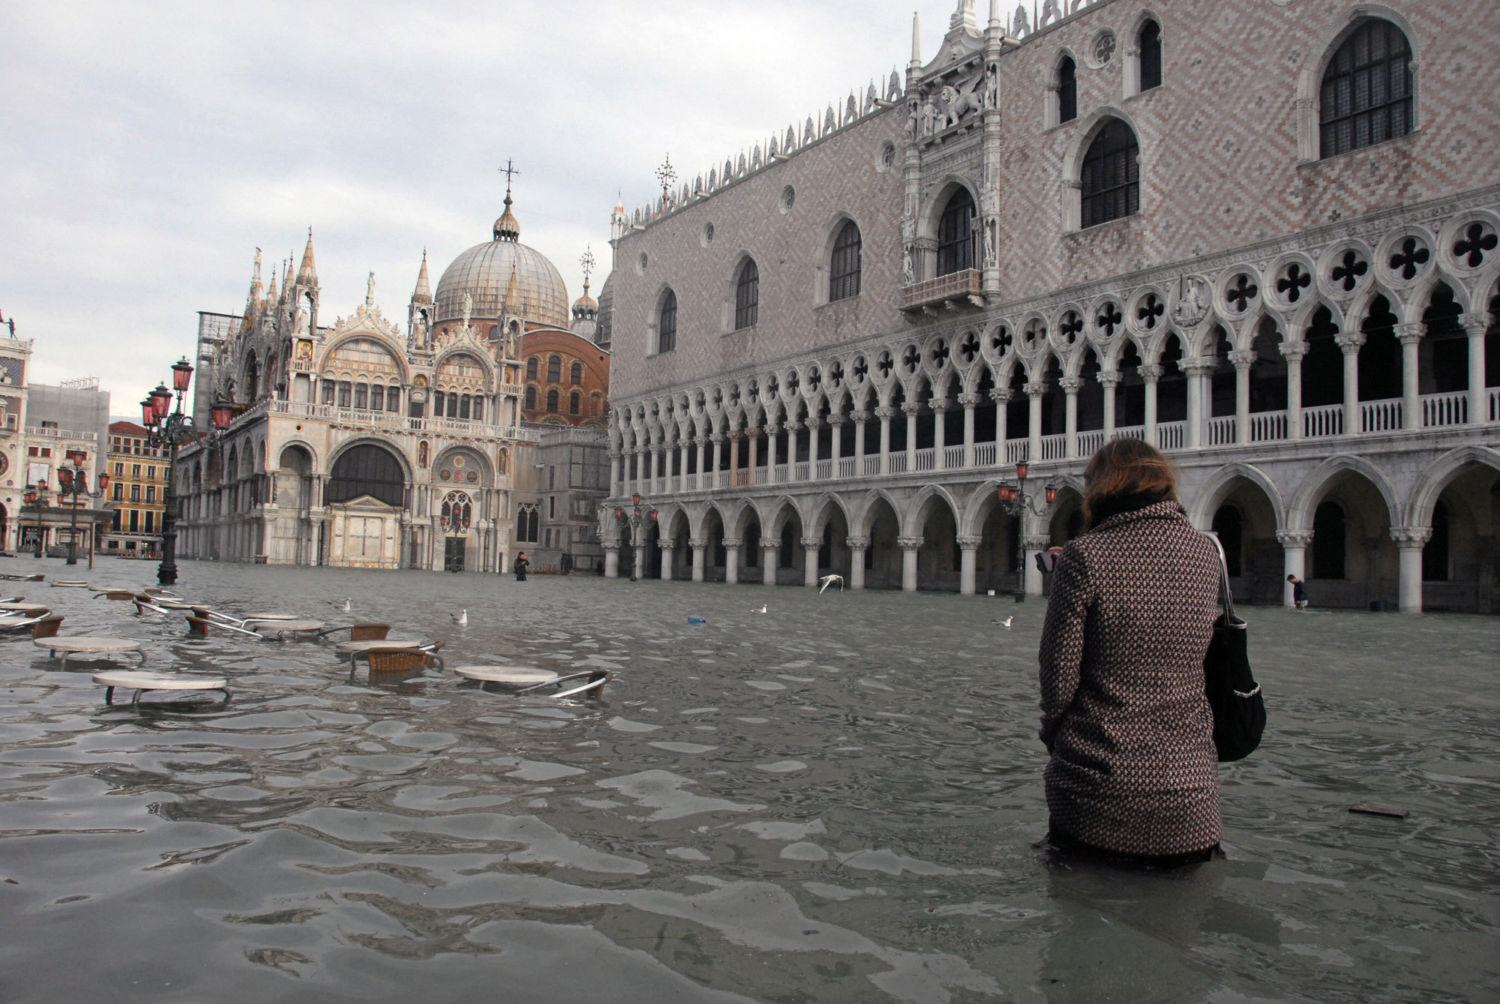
(1204, 534), (1266, 762)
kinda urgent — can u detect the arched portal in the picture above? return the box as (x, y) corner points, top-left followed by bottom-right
(1304, 468), (1396, 609)
(326, 442), (406, 569)
(1417, 459), (1500, 613)
(863, 495), (902, 589)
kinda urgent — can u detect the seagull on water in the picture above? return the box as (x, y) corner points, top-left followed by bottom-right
(995, 616), (1013, 629)
(329, 596), (352, 612)
(754, 604), (767, 614)
(818, 574), (844, 594)
(451, 608), (468, 626)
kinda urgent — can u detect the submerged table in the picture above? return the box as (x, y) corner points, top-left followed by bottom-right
(93, 670), (229, 706)
(246, 618), (324, 638)
(451, 666), (559, 688)
(33, 637), (145, 670)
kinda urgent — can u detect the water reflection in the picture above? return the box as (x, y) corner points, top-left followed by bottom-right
(0, 556), (1496, 1001)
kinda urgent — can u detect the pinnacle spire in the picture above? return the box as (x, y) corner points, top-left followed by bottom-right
(412, 248), (432, 303)
(264, 261), (279, 308)
(494, 159), (522, 241)
(911, 10), (921, 66)
(247, 248), (264, 307)
(297, 227), (318, 286)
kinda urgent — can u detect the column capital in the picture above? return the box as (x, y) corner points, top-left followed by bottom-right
(1458, 312), (1489, 336)
(804, 416), (822, 429)
(1023, 381), (1048, 397)
(851, 409), (870, 423)
(928, 397), (951, 413)
(1390, 526), (1432, 547)
(1058, 377), (1083, 394)
(721, 537), (741, 550)
(689, 537), (709, 549)
(764, 422), (781, 435)
(826, 413), (846, 426)
(1137, 364), (1164, 382)
(1181, 359), (1216, 377)
(1095, 370), (1121, 388)
(956, 534), (982, 549)
(874, 406), (895, 420)
(602, 542), (620, 552)
(607, 447), (622, 459)
(1278, 342), (1307, 362)
(956, 392), (980, 408)
(1334, 333), (1365, 354)
(800, 536), (822, 550)
(1276, 529), (1313, 547)
(896, 535), (924, 550)
(658, 539), (677, 551)
(845, 535), (869, 549)
(990, 388), (1013, 403)
(1395, 321), (1424, 345)
(1227, 350), (1257, 368)
(711, 432), (725, 444)
(1022, 534), (1052, 550)
(901, 402), (922, 417)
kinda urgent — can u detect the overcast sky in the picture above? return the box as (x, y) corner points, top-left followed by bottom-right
(0, 0), (963, 414)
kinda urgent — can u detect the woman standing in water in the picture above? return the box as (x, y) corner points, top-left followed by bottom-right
(514, 551), (530, 581)
(1038, 439), (1224, 867)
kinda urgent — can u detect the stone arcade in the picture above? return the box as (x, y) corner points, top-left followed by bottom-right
(602, 0), (1500, 613)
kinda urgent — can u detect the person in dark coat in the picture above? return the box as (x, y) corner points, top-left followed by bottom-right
(1038, 438), (1223, 867)
(1287, 574), (1308, 608)
(514, 551), (530, 581)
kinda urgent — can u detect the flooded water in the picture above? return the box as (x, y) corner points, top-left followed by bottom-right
(1, 555), (1497, 1003)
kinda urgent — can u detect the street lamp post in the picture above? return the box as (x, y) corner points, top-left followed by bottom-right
(142, 357), (233, 586)
(613, 492), (658, 580)
(23, 481), (48, 558)
(54, 453), (110, 567)
(993, 460), (1058, 602)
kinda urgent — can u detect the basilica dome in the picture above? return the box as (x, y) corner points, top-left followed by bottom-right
(432, 189), (570, 329)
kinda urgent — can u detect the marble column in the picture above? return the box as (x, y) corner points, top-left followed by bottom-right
(992, 388), (1010, 459)
(723, 541), (741, 585)
(1060, 377), (1081, 458)
(958, 534), (980, 596)
(1023, 533), (1050, 597)
(1462, 314), (1487, 426)
(1184, 361), (1212, 448)
(764, 423), (779, 486)
(747, 430), (759, 485)
(1392, 527), (1431, 614)
(1228, 350), (1255, 444)
(853, 411), (869, 473)
(691, 537), (707, 583)
(1025, 382), (1044, 461)
(762, 544), (778, 586)
(806, 416), (821, 480)
(784, 420), (798, 483)
(898, 536), (922, 593)
(931, 398), (948, 469)
(959, 393), (977, 468)
(847, 536), (868, 590)
(1098, 371), (1119, 441)
(709, 435), (722, 490)
(1281, 343), (1306, 440)
(828, 415), (844, 479)
(802, 537), (821, 587)
(727, 433), (740, 490)
(658, 540), (676, 581)
(1336, 333), (1364, 435)
(679, 440), (691, 494)
(608, 450), (621, 498)
(877, 407), (893, 474)
(1140, 364), (1162, 444)
(1397, 322), (1423, 431)
(903, 403), (919, 471)
(1276, 530), (1311, 607)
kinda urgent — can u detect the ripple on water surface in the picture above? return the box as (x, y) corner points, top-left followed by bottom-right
(0, 558), (1497, 1002)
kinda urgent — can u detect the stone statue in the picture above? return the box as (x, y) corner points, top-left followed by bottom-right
(461, 291), (473, 332)
(293, 304), (309, 336)
(941, 77), (984, 128)
(985, 63), (999, 108)
(902, 247), (916, 285)
(365, 270), (376, 307)
(920, 96), (937, 136)
(907, 103), (919, 138)
(1172, 276), (1209, 327)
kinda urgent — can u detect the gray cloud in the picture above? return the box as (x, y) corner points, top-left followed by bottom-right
(0, 0), (941, 409)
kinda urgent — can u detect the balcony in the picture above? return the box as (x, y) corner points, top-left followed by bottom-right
(899, 269), (983, 313)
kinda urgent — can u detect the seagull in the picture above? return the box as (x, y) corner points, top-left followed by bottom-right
(451, 609), (468, 626)
(754, 604), (767, 614)
(329, 597), (351, 612)
(818, 574), (844, 594)
(995, 616), (1013, 629)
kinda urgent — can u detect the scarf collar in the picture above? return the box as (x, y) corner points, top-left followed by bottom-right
(1089, 496), (1186, 533)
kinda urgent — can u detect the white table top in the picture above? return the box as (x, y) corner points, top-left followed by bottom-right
(335, 639), (422, 655)
(242, 612), (299, 621)
(249, 619), (324, 633)
(34, 637), (143, 653)
(93, 671), (227, 691)
(50, 581), (91, 588)
(452, 666), (559, 687)
(0, 602), (49, 614)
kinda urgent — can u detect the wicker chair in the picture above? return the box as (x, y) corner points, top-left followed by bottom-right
(31, 615), (64, 640)
(367, 649), (429, 674)
(316, 623), (391, 641)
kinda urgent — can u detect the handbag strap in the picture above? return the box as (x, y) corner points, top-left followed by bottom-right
(1204, 531), (1237, 621)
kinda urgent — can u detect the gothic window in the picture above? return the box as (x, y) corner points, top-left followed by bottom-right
(1080, 119), (1139, 228)
(547, 355), (562, 383)
(1320, 19), (1413, 158)
(546, 388), (559, 413)
(337, 381), (351, 408)
(353, 382), (368, 410)
(569, 391), (581, 415)
(658, 290), (677, 353)
(386, 385), (401, 411)
(937, 188), (976, 275)
(570, 361), (583, 386)
(434, 391), (445, 415)
(1057, 55), (1077, 123)
(440, 491), (473, 533)
(321, 381), (335, 405)
(829, 220), (862, 301)
(328, 444), (404, 506)
(526, 356), (539, 380)
(735, 258), (759, 329)
(1137, 20), (1161, 91)
(524, 385), (537, 411)
(459, 395), (471, 420)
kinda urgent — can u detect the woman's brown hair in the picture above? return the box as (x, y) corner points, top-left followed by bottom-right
(1082, 438), (1179, 529)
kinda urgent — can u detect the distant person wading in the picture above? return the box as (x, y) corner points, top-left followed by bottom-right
(1037, 439), (1224, 868)
(513, 551), (530, 582)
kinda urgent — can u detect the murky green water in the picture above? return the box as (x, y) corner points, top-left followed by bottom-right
(0, 555), (1496, 1002)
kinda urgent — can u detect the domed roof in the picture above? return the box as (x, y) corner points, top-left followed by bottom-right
(433, 238), (570, 328)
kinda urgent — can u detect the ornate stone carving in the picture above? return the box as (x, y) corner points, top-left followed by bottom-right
(1275, 530), (1314, 548)
(1389, 526), (1433, 547)
(896, 535), (925, 550)
(1170, 275), (1210, 328)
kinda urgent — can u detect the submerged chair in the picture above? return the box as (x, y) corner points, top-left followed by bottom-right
(186, 615), (263, 639)
(0, 613), (61, 637)
(94, 590), (137, 601)
(355, 641), (444, 682)
(316, 623), (391, 642)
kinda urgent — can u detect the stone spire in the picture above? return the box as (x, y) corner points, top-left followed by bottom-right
(296, 227), (318, 287)
(503, 259), (521, 311)
(950, 0), (976, 32)
(910, 10), (922, 67)
(246, 248), (264, 308)
(989, 0), (1003, 29)
(264, 261), (279, 310)
(412, 249), (432, 304)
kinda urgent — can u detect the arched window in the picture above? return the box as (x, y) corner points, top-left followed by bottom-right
(547, 355), (562, 383)
(1057, 55), (1077, 123)
(440, 491), (473, 533)
(328, 444), (404, 506)
(386, 385), (401, 411)
(658, 290), (677, 353)
(570, 361), (583, 386)
(526, 356), (539, 380)
(1320, 19), (1413, 158)
(735, 259), (759, 329)
(1138, 20), (1162, 91)
(353, 382), (368, 410)
(1081, 119), (1139, 228)
(524, 385), (537, 411)
(569, 391), (581, 415)
(546, 388), (559, 413)
(337, 381), (352, 408)
(829, 220), (862, 301)
(459, 395), (471, 420)
(1312, 500), (1347, 579)
(937, 188), (976, 275)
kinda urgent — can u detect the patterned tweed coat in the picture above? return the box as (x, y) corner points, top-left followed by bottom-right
(1038, 499), (1223, 856)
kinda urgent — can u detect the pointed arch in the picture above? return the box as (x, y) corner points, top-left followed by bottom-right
(901, 483), (962, 538)
(1187, 461), (1287, 532)
(1405, 446), (1500, 527)
(1288, 453), (1401, 531)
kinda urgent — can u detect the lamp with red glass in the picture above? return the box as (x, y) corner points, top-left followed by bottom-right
(210, 400), (234, 431)
(171, 357), (194, 394)
(150, 384), (172, 424)
(141, 397), (158, 428)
